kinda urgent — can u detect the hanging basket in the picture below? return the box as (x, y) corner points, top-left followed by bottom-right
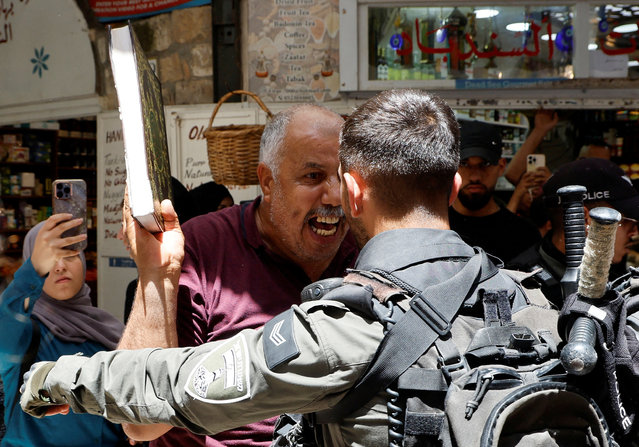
(204, 90), (273, 185)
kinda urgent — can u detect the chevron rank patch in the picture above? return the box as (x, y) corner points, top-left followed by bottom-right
(264, 308), (300, 370)
(185, 334), (250, 403)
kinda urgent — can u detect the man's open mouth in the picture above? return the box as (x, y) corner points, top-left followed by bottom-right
(310, 216), (340, 236)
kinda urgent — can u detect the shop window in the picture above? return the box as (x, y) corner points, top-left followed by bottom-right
(368, 5), (575, 82)
(590, 4), (639, 79)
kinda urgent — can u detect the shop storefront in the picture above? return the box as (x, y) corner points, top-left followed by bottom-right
(338, 1), (639, 101)
(334, 1), (639, 185)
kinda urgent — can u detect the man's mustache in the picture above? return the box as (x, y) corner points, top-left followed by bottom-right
(305, 206), (344, 222)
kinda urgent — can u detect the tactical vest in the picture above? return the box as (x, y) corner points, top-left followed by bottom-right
(272, 249), (617, 447)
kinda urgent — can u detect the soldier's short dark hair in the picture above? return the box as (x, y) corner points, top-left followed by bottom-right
(340, 89), (460, 216)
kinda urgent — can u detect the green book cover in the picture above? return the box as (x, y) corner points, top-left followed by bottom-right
(108, 22), (172, 233)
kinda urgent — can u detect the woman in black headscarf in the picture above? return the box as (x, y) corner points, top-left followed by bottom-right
(188, 181), (234, 215)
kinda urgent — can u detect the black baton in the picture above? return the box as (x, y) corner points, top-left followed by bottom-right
(558, 185), (587, 300)
(560, 207), (621, 375)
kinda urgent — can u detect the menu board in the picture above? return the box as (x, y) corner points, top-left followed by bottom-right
(97, 112), (129, 257)
(247, 0), (340, 102)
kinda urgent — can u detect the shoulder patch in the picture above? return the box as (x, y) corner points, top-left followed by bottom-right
(185, 334), (251, 403)
(263, 308), (300, 370)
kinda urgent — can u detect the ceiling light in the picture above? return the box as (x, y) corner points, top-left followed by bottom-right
(588, 43), (598, 50)
(506, 22), (529, 32)
(613, 23), (639, 33)
(541, 34), (557, 41)
(474, 9), (499, 19)
(629, 60), (639, 67)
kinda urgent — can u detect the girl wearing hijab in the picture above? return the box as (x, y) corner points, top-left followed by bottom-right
(0, 214), (127, 446)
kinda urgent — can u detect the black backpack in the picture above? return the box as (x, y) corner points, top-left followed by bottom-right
(273, 252), (618, 447)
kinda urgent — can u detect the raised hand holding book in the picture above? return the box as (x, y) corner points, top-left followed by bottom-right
(108, 22), (172, 233)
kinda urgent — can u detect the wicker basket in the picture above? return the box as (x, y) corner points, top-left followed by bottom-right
(204, 90), (273, 185)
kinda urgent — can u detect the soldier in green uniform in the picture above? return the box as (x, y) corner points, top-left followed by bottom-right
(20, 89), (540, 446)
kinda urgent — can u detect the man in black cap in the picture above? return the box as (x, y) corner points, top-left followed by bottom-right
(449, 120), (541, 263)
(509, 157), (639, 306)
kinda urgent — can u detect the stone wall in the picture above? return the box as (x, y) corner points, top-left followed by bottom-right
(84, 5), (214, 110)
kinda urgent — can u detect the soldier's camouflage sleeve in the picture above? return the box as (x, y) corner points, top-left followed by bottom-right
(29, 300), (383, 435)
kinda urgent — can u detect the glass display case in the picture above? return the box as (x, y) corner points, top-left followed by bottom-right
(340, 1), (639, 93)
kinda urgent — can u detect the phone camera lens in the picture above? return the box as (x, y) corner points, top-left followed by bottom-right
(63, 186), (71, 194)
(55, 191), (63, 199)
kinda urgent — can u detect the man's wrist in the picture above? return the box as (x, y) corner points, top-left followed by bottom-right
(20, 361), (57, 418)
(137, 266), (181, 283)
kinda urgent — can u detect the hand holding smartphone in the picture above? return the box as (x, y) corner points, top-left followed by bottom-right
(52, 179), (87, 251)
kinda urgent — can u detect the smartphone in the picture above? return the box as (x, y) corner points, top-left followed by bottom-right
(52, 179), (87, 251)
(526, 154), (546, 173)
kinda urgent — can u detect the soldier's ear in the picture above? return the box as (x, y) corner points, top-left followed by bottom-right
(343, 171), (364, 217)
(449, 172), (462, 206)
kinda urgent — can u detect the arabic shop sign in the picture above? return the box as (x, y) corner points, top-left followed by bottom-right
(370, 4), (639, 85)
(89, 0), (210, 23)
(370, 6), (574, 82)
(396, 17), (559, 64)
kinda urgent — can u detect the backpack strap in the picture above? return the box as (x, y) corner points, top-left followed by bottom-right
(315, 249), (490, 424)
(343, 270), (408, 303)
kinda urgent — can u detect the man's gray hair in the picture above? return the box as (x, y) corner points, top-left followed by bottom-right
(259, 103), (340, 178)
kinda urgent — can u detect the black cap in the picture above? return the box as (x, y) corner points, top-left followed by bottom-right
(543, 158), (639, 220)
(459, 120), (503, 163)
